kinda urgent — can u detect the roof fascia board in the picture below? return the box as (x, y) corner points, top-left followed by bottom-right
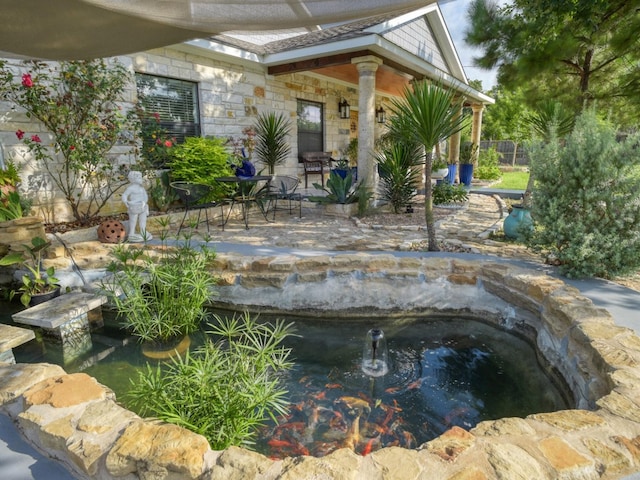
(361, 3), (439, 35)
(179, 38), (262, 65)
(425, 8), (467, 82)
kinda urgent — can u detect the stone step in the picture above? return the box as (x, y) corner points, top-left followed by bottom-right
(0, 324), (35, 363)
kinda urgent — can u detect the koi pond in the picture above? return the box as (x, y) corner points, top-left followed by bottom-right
(1, 305), (569, 458)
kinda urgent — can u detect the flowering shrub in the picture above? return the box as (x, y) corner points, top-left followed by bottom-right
(134, 102), (176, 168)
(0, 59), (137, 224)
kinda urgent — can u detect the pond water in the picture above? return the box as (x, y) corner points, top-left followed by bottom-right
(1, 305), (569, 458)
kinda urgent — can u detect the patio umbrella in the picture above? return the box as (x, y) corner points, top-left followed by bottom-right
(0, 0), (435, 60)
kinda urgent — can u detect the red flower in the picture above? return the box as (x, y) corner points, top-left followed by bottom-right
(31, 135), (41, 143)
(15, 130), (25, 140)
(152, 112), (160, 121)
(69, 145), (76, 151)
(21, 74), (33, 88)
(86, 81), (94, 88)
(164, 140), (172, 148)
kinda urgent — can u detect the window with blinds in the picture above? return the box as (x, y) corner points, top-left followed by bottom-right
(297, 99), (324, 161)
(135, 73), (201, 165)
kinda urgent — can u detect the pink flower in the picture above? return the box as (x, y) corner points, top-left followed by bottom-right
(86, 81), (94, 88)
(164, 140), (172, 148)
(152, 112), (160, 121)
(31, 135), (41, 143)
(15, 130), (25, 140)
(21, 74), (33, 88)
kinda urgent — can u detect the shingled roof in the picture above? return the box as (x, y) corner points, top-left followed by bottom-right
(211, 8), (415, 56)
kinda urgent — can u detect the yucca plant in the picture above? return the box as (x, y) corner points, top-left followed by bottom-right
(386, 80), (469, 251)
(376, 142), (422, 213)
(253, 112), (291, 175)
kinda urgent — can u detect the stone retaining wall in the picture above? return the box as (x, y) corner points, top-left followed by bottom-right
(1, 254), (640, 479)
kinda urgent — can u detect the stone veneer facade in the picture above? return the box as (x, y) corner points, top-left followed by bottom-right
(2, 253), (640, 479)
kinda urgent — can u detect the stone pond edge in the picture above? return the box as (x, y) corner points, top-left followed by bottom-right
(1, 254), (640, 479)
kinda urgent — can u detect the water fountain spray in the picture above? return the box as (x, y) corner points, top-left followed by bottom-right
(362, 328), (389, 377)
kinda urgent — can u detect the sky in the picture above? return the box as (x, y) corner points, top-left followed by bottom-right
(439, 0), (498, 91)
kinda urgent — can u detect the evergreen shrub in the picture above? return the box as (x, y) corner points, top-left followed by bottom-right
(528, 110), (640, 278)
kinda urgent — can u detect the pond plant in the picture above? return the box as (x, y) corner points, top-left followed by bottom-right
(127, 312), (295, 450)
(104, 234), (216, 345)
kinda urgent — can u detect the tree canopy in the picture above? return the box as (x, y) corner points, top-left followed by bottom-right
(465, 0), (640, 127)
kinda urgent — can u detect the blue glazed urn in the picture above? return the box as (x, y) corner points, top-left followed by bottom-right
(503, 205), (533, 240)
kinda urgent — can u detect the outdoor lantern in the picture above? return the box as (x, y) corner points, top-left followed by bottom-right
(339, 99), (350, 119)
(376, 106), (386, 124)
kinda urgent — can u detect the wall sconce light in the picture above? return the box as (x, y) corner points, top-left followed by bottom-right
(339, 99), (350, 119)
(376, 106), (386, 124)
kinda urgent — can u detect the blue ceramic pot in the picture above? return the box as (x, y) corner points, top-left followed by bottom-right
(446, 164), (457, 184)
(503, 205), (533, 239)
(459, 164), (474, 186)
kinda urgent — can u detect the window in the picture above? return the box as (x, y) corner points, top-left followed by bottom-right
(297, 99), (323, 161)
(135, 73), (200, 166)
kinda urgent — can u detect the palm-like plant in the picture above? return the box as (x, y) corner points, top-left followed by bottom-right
(376, 141), (422, 213)
(387, 80), (469, 250)
(254, 112), (292, 175)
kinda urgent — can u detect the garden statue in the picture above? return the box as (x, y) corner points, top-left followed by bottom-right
(121, 170), (152, 242)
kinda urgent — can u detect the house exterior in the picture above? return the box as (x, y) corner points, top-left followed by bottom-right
(0, 4), (493, 223)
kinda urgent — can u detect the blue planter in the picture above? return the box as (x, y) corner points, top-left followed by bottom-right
(446, 164), (457, 184)
(332, 168), (349, 179)
(459, 164), (474, 186)
(503, 205), (533, 240)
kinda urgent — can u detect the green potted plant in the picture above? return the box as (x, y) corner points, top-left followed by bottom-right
(308, 170), (371, 217)
(0, 236), (60, 307)
(104, 237), (217, 357)
(253, 111), (291, 175)
(432, 155), (450, 179)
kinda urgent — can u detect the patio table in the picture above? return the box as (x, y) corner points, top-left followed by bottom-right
(215, 175), (272, 229)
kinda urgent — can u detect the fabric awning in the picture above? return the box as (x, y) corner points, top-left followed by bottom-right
(0, 0), (435, 60)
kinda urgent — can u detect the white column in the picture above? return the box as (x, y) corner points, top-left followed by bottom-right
(471, 103), (484, 167)
(352, 55), (383, 195)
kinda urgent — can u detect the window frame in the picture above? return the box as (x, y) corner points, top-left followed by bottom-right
(296, 99), (324, 162)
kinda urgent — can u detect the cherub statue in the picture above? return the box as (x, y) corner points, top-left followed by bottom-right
(121, 170), (152, 242)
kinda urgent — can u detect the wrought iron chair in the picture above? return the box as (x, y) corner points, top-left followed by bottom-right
(170, 182), (222, 235)
(267, 175), (302, 219)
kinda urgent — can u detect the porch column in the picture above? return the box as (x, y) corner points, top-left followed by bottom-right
(352, 55), (383, 197)
(471, 103), (484, 167)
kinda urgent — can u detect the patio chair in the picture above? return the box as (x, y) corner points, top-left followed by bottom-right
(170, 182), (222, 235)
(267, 175), (302, 219)
(301, 151), (332, 188)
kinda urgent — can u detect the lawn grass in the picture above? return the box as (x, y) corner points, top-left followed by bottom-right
(491, 170), (529, 190)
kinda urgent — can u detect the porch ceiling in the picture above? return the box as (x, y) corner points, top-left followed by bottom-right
(267, 52), (415, 98)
